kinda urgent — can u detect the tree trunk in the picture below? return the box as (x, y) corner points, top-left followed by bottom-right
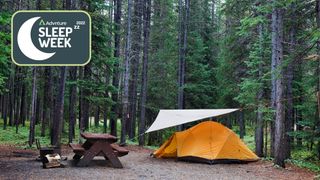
(15, 67), (22, 133)
(0, 95), (2, 116)
(51, 67), (67, 146)
(177, 0), (183, 118)
(264, 120), (268, 157)
(49, 70), (55, 139)
(0, 95), (3, 120)
(110, 0), (122, 137)
(255, 23), (264, 157)
(82, 65), (91, 130)
(94, 106), (100, 127)
(121, 0), (133, 144)
(103, 107), (108, 133)
(138, 0), (151, 146)
(177, 0), (189, 131)
(36, 80), (43, 126)
(42, 67), (52, 136)
(20, 82), (26, 131)
(66, 0), (71, 9)
(239, 110), (245, 139)
(3, 93), (8, 130)
(270, 5), (278, 158)
(272, 6), (286, 168)
(285, 3), (296, 159)
(69, 67), (77, 143)
(79, 67), (84, 131)
(36, 0), (41, 9)
(8, 64), (15, 126)
(316, 0), (320, 160)
(50, 0), (55, 9)
(128, 0), (143, 139)
(211, 0), (215, 26)
(29, 67), (37, 147)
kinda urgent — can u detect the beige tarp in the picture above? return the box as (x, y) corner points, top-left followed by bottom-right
(146, 109), (239, 133)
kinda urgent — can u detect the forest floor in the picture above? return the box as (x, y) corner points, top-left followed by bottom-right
(0, 145), (317, 180)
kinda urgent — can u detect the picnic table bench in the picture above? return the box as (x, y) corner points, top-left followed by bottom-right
(69, 133), (129, 168)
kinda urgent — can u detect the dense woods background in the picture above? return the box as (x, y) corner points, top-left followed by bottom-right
(0, 0), (320, 169)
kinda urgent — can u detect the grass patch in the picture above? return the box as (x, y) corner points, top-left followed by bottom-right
(0, 118), (119, 149)
(290, 149), (320, 173)
(0, 124), (30, 146)
(287, 159), (320, 173)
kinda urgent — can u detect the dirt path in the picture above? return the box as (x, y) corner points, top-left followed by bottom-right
(0, 145), (315, 180)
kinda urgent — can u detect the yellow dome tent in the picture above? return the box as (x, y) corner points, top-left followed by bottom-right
(153, 121), (259, 164)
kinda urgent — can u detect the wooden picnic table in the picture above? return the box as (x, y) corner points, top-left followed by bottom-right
(69, 133), (129, 168)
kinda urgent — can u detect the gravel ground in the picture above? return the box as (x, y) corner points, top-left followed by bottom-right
(0, 145), (315, 180)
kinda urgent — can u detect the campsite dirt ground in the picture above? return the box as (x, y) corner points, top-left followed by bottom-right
(0, 145), (316, 180)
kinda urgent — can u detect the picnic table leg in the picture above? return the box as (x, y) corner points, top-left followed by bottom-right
(73, 154), (82, 160)
(73, 154), (82, 164)
(82, 140), (92, 149)
(77, 142), (102, 167)
(102, 143), (123, 168)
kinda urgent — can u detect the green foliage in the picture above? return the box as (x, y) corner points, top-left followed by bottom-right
(147, 0), (178, 114)
(0, 118), (123, 148)
(185, 33), (215, 108)
(0, 119), (78, 148)
(70, 0), (114, 110)
(184, 0), (217, 109)
(0, 11), (11, 93)
(0, 122), (30, 146)
(287, 159), (320, 173)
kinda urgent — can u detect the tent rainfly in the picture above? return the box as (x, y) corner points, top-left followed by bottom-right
(152, 121), (259, 163)
(145, 109), (239, 133)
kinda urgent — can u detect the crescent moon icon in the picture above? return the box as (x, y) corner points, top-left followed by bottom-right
(17, 17), (55, 61)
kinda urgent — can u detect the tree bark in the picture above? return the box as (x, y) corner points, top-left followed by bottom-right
(42, 67), (52, 136)
(2, 93), (8, 130)
(50, 0), (55, 9)
(36, 77), (43, 126)
(272, 5), (286, 167)
(121, 0), (133, 144)
(285, 3), (296, 159)
(316, 0), (320, 160)
(8, 64), (15, 126)
(49, 70), (55, 139)
(0, 95), (2, 117)
(19, 82), (26, 131)
(177, 0), (189, 131)
(103, 107), (108, 133)
(94, 105), (100, 127)
(270, 5), (278, 158)
(29, 67), (37, 147)
(239, 111), (245, 139)
(255, 23), (264, 157)
(82, 65), (91, 130)
(211, 0), (215, 26)
(51, 67), (67, 146)
(66, 0), (71, 9)
(79, 67), (84, 131)
(15, 67), (22, 133)
(128, 0), (143, 139)
(69, 67), (77, 143)
(0, 95), (3, 120)
(36, 0), (41, 9)
(270, 0), (280, 157)
(110, 0), (122, 137)
(138, 0), (151, 146)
